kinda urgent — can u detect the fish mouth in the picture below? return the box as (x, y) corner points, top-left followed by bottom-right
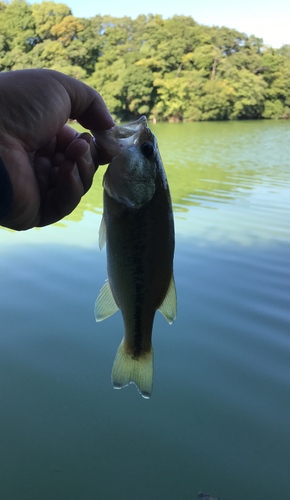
(113, 116), (147, 139)
(92, 116), (151, 158)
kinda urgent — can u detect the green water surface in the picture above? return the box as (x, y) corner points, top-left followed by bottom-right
(0, 120), (290, 500)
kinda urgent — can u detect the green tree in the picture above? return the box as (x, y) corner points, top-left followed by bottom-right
(0, 4), (289, 121)
(261, 46), (290, 118)
(0, 0), (35, 70)
(31, 1), (71, 40)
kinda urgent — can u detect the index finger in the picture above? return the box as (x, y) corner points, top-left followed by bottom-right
(35, 125), (79, 159)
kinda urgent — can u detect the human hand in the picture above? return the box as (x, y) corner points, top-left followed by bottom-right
(0, 69), (115, 231)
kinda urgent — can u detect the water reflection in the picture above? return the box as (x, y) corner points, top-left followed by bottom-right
(71, 120), (290, 245)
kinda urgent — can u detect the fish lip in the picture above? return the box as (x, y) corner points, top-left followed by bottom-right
(114, 116), (147, 138)
(91, 116), (154, 159)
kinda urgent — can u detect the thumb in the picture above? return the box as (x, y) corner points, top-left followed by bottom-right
(50, 70), (115, 131)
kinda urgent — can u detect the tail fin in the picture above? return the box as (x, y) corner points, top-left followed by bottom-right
(111, 339), (153, 399)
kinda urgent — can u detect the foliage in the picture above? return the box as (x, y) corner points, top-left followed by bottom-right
(0, 1), (289, 121)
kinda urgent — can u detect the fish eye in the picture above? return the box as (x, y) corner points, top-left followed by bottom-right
(141, 142), (154, 158)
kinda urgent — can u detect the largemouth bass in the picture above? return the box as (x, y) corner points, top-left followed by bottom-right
(92, 116), (176, 398)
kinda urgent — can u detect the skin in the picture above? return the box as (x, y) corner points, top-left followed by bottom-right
(0, 68), (115, 231)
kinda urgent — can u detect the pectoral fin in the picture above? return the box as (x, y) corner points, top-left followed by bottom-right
(94, 281), (119, 322)
(158, 274), (177, 325)
(99, 216), (106, 250)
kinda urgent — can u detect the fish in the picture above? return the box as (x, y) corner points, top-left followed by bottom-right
(92, 116), (177, 399)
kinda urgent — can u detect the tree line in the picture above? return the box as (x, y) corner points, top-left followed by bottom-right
(1, 0), (289, 121)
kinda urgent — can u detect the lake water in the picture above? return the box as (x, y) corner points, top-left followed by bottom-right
(0, 120), (290, 500)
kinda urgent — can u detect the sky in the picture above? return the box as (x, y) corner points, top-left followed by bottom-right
(40, 0), (290, 49)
